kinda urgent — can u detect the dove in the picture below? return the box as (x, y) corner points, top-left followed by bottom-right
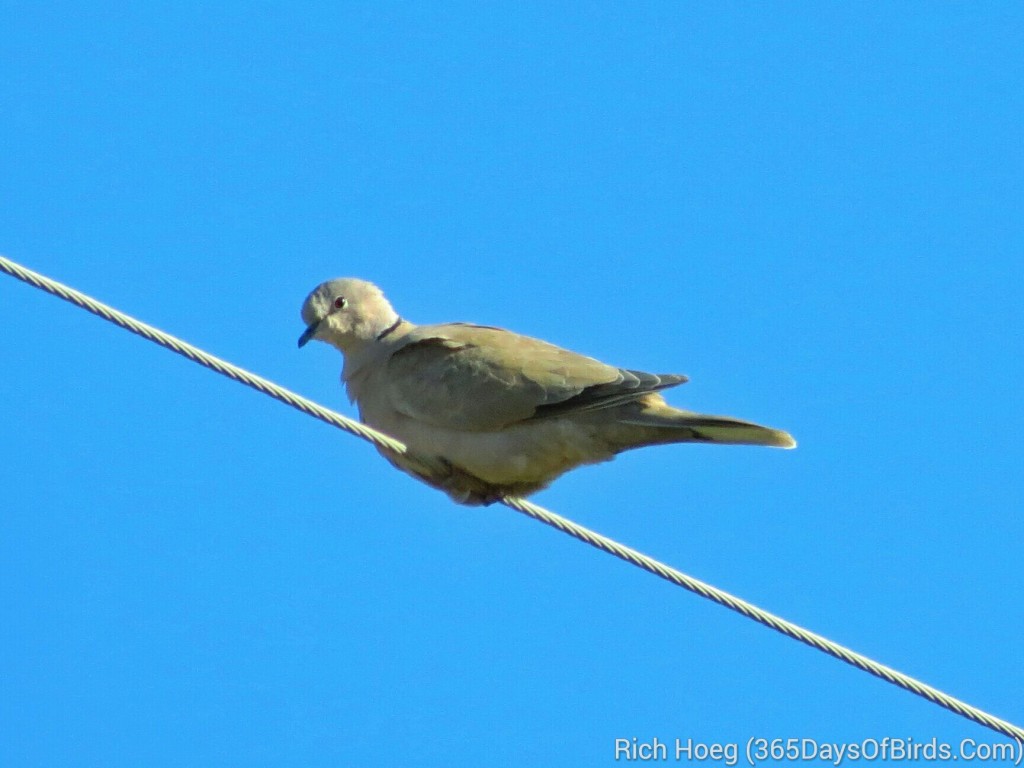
(298, 278), (795, 505)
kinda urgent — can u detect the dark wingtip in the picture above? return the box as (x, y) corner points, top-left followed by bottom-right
(631, 370), (688, 389)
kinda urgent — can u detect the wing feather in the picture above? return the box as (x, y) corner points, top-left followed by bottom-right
(384, 324), (686, 431)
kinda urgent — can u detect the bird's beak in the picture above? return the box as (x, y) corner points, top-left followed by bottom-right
(298, 321), (320, 348)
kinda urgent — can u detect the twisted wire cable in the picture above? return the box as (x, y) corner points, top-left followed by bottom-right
(2, 254), (1021, 743)
(0, 256), (432, 477)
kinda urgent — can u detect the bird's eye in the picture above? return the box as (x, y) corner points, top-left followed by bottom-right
(334, 296), (347, 310)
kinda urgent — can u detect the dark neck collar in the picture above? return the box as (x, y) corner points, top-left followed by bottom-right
(375, 317), (403, 341)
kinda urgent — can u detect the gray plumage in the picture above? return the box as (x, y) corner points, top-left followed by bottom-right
(299, 278), (795, 505)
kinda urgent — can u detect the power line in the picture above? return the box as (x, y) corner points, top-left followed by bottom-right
(2, 253), (1021, 743)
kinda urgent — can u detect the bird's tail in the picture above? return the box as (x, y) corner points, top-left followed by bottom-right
(621, 405), (796, 449)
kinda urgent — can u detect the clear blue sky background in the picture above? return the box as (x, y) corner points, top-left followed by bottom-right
(2, 3), (1022, 766)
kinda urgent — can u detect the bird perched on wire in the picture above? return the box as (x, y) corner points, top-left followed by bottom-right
(299, 278), (795, 505)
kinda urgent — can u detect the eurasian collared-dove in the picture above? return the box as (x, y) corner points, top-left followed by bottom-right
(299, 278), (795, 505)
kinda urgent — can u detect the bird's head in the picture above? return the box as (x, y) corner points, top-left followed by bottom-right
(298, 278), (400, 353)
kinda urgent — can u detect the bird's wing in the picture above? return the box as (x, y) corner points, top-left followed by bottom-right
(383, 323), (687, 431)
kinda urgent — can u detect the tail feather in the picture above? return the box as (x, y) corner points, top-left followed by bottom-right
(622, 408), (797, 449)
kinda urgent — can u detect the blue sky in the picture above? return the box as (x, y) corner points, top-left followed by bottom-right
(2, 3), (1022, 765)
